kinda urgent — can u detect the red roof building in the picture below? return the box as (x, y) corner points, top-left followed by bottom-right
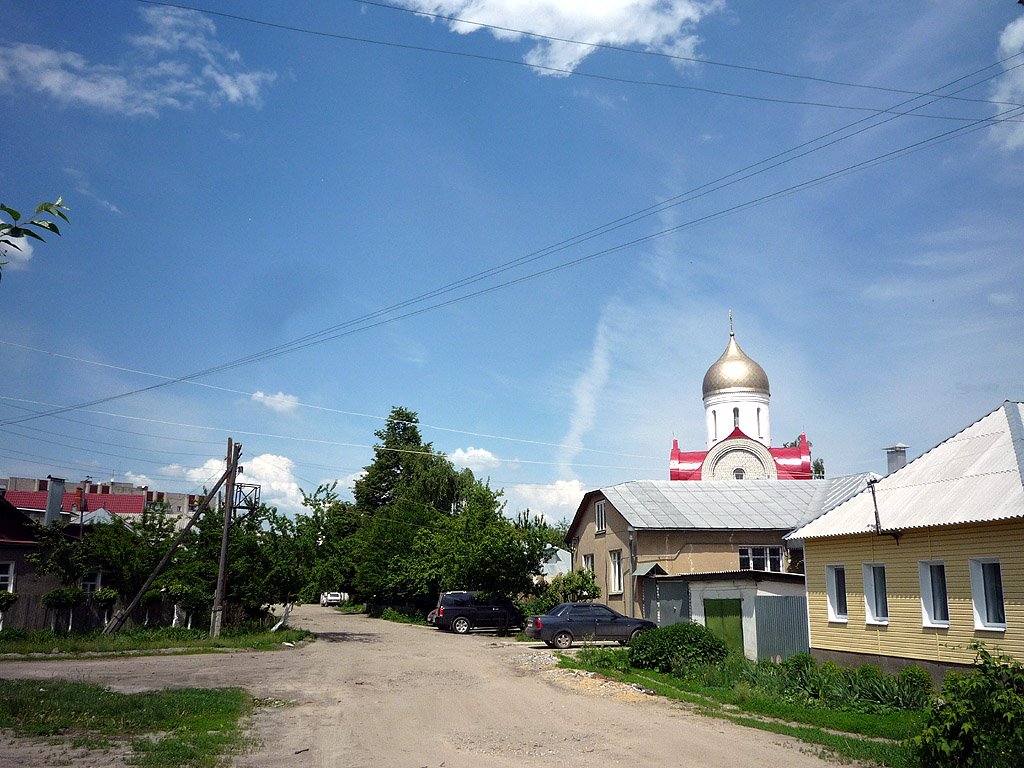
(4, 489), (146, 516)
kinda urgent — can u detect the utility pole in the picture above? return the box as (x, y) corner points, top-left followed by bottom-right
(103, 441), (239, 635)
(210, 438), (242, 638)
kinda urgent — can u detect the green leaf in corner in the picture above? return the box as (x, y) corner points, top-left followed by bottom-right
(28, 219), (61, 236)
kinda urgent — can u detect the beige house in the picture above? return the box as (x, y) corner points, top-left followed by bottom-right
(787, 401), (1024, 677)
(566, 476), (871, 619)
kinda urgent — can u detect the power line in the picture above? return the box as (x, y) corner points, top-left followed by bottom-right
(352, 0), (1023, 110)
(130, 0), (1022, 122)
(0, 397), (666, 473)
(5, 95), (1023, 430)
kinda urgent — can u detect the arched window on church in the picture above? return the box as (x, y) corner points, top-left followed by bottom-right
(733, 407), (740, 428)
(734, 468), (745, 480)
(712, 410), (717, 440)
(757, 408), (762, 439)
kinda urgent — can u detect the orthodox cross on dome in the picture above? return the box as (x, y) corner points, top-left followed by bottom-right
(729, 310), (734, 337)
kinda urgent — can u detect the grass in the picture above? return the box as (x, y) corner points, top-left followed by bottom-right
(563, 652), (920, 767)
(0, 626), (312, 656)
(378, 607), (428, 625)
(334, 602), (367, 615)
(0, 679), (254, 768)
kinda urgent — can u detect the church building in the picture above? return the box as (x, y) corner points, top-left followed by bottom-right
(670, 319), (812, 480)
(566, 316), (872, 655)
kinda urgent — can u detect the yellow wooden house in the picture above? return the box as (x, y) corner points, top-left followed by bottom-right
(787, 401), (1024, 677)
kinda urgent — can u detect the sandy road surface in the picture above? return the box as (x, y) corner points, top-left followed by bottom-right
(0, 605), (839, 768)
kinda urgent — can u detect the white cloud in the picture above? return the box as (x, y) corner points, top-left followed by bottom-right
(123, 471), (154, 488)
(64, 167), (122, 215)
(507, 479), (585, 522)
(396, 1), (721, 74)
(240, 453), (305, 513)
(449, 446), (502, 472)
(0, 232), (35, 270)
(558, 308), (614, 474)
(989, 16), (1024, 151)
(988, 292), (1015, 308)
(160, 453), (305, 514)
(0, 7), (275, 117)
(251, 390), (300, 413)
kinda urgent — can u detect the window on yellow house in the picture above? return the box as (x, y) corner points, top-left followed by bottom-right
(825, 564), (847, 622)
(919, 561), (949, 627)
(969, 558), (1006, 630)
(863, 564), (888, 625)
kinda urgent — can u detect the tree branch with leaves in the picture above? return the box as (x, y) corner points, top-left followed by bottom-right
(0, 197), (69, 281)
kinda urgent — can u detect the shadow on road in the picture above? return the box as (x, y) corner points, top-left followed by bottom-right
(314, 631), (379, 644)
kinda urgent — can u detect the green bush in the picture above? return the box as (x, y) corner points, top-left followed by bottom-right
(683, 652), (750, 687)
(911, 644), (1024, 767)
(0, 591), (18, 611)
(628, 621), (728, 673)
(42, 586), (85, 609)
(895, 665), (934, 710)
(91, 588), (119, 609)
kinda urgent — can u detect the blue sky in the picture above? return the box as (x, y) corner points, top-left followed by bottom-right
(2, 0), (1022, 521)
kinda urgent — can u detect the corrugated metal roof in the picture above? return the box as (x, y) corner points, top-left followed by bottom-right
(4, 490), (145, 515)
(599, 475), (872, 531)
(788, 401), (1024, 540)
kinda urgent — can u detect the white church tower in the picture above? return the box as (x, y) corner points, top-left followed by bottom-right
(701, 314), (771, 450)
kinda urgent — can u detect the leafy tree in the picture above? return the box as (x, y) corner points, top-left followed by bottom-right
(912, 644), (1024, 767)
(296, 483), (361, 601)
(353, 406), (430, 510)
(515, 511), (570, 549)
(345, 406), (549, 609)
(84, 506), (176, 598)
(0, 198), (69, 281)
(27, 522), (87, 586)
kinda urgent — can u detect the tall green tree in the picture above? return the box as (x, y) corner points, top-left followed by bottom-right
(345, 406), (548, 609)
(353, 406), (430, 510)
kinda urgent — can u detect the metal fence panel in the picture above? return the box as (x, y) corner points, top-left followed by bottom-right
(755, 595), (808, 661)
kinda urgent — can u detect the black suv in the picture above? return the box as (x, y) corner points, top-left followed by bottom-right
(431, 591), (523, 634)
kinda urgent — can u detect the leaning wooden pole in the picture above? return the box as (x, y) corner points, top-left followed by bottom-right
(210, 439), (242, 638)
(102, 443), (237, 635)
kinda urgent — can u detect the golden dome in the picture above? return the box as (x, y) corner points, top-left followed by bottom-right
(702, 332), (770, 397)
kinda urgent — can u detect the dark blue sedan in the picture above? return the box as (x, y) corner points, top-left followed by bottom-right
(525, 602), (656, 649)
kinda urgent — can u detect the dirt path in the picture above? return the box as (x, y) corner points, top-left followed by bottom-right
(0, 605), (840, 767)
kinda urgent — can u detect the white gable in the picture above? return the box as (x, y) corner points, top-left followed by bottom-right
(788, 402), (1024, 540)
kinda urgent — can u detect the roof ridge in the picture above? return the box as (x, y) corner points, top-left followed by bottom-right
(1003, 400), (1024, 491)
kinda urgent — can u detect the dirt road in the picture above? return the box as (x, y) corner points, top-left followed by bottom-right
(0, 605), (839, 767)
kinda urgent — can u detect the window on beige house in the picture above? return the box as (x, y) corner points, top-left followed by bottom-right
(739, 546), (783, 572)
(583, 554), (594, 574)
(609, 550), (623, 594)
(595, 500), (606, 533)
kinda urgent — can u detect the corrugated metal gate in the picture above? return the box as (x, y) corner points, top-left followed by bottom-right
(643, 578), (689, 626)
(755, 595), (808, 660)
